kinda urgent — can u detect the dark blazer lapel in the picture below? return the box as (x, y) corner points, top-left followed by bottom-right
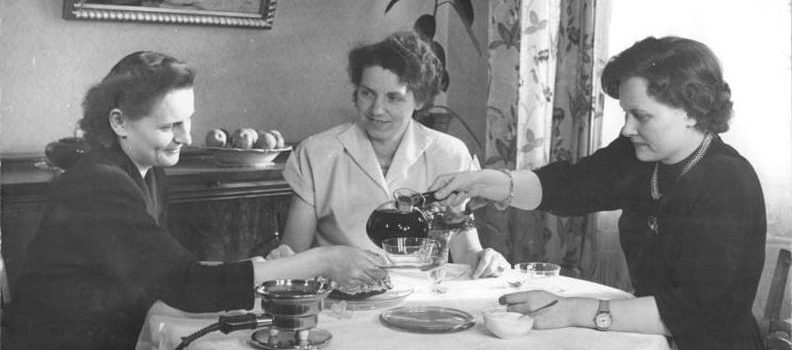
(98, 146), (161, 224)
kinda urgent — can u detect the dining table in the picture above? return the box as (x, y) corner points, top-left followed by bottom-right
(135, 264), (672, 350)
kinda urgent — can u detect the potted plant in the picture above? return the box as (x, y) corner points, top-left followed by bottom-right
(385, 0), (483, 150)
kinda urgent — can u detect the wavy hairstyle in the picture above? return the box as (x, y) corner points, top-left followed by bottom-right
(601, 36), (732, 133)
(347, 31), (443, 112)
(79, 51), (195, 148)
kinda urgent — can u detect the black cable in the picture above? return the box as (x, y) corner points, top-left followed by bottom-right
(174, 322), (222, 350)
(174, 313), (270, 350)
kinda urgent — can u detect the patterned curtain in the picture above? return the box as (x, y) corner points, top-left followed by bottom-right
(481, 0), (610, 280)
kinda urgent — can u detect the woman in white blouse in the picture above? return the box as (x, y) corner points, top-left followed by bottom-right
(270, 31), (510, 279)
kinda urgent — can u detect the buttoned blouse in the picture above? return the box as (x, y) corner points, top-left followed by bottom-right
(283, 120), (479, 251)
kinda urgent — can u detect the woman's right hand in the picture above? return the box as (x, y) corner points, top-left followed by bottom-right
(429, 169), (511, 207)
(266, 244), (295, 260)
(318, 246), (388, 289)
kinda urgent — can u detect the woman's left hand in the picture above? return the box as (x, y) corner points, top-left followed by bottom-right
(500, 290), (568, 329)
(471, 248), (510, 279)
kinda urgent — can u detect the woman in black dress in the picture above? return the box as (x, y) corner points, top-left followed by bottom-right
(6, 51), (387, 350)
(429, 36), (766, 349)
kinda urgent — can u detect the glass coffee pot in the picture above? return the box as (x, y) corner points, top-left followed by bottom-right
(366, 188), (429, 247)
(365, 188), (481, 249)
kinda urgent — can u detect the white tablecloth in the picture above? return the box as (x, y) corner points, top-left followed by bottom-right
(136, 265), (671, 350)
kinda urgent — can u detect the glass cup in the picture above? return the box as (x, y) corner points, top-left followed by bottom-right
(382, 237), (434, 267)
(516, 262), (561, 278)
(420, 240), (448, 294)
(514, 262), (563, 293)
(504, 264), (531, 288)
(426, 227), (454, 261)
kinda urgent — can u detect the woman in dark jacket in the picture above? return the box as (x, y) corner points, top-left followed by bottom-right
(6, 51), (387, 350)
(429, 36), (766, 350)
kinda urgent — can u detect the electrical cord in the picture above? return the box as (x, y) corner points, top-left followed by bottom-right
(174, 313), (271, 350)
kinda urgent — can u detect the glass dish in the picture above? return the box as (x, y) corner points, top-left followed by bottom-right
(382, 237), (436, 268)
(515, 262), (561, 277)
(379, 306), (475, 333)
(324, 282), (413, 311)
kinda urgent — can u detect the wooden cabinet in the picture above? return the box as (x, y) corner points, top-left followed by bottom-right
(0, 151), (292, 299)
(165, 156), (292, 261)
(1, 156), (58, 302)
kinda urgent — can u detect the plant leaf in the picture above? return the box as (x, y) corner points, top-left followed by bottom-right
(450, 0), (474, 26)
(489, 40), (504, 50)
(384, 0), (402, 13)
(498, 22), (511, 43)
(459, 14), (482, 56)
(431, 41), (447, 67)
(581, 52), (591, 63)
(496, 139), (510, 162)
(414, 14), (437, 39)
(529, 10), (540, 24)
(440, 70), (450, 92)
(447, 0), (481, 56)
(431, 105), (483, 149)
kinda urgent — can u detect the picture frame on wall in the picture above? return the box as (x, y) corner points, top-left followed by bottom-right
(62, 0), (278, 29)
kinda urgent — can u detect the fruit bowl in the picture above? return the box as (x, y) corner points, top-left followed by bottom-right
(206, 146), (292, 166)
(45, 137), (93, 169)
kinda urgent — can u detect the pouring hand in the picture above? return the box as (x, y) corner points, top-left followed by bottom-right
(429, 169), (511, 206)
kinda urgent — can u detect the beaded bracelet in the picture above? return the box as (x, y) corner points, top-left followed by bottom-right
(494, 168), (514, 211)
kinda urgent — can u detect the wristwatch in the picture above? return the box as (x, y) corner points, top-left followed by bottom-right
(593, 299), (613, 331)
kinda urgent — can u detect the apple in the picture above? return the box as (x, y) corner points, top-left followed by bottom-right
(269, 129), (285, 149)
(204, 128), (227, 148)
(231, 128), (258, 149)
(255, 129), (278, 150)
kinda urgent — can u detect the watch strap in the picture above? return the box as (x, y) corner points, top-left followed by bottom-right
(598, 299), (610, 313)
(594, 299), (612, 331)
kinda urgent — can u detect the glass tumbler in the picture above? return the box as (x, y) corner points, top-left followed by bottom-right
(422, 240), (448, 294)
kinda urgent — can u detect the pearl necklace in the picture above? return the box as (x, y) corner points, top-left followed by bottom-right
(647, 133), (714, 235)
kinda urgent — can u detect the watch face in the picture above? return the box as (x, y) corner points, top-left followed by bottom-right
(595, 313), (612, 329)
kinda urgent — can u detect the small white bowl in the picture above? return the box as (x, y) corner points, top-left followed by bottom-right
(482, 307), (534, 339)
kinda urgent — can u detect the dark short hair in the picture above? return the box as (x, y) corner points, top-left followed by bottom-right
(601, 36), (732, 133)
(347, 31), (442, 111)
(79, 51), (195, 148)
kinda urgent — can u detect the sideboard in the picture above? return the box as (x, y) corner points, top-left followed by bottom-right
(0, 148), (292, 301)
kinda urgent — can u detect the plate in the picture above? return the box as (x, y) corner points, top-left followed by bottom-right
(324, 282), (413, 311)
(379, 306), (475, 333)
(206, 146), (292, 166)
(388, 263), (471, 280)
